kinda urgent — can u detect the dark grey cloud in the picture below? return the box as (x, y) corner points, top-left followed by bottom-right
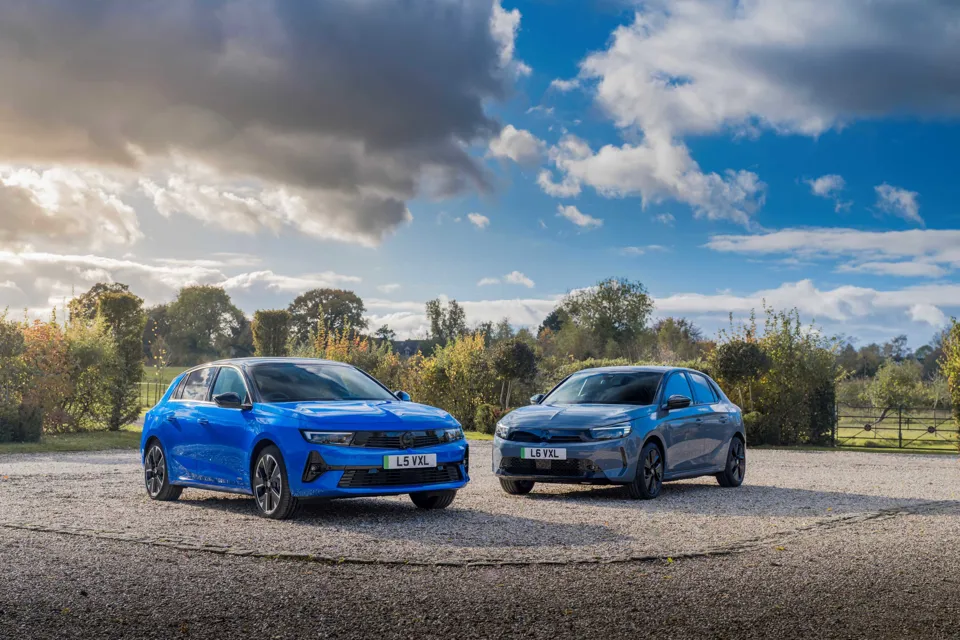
(0, 0), (511, 244)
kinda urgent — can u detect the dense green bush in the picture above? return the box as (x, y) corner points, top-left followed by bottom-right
(741, 411), (768, 446)
(473, 404), (505, 435)
(253, 310), (291, 357)
(0, 405), (43, 444)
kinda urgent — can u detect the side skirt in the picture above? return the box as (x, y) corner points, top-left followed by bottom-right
(173, 480), (254, 496)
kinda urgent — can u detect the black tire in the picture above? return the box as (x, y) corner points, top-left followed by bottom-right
(624, 441), (664, 500)
(252, 445), (299, 520)
(716, 436), (746, 488)
(410, 489), (457, 510)
(499, 478), (535, 495)
(144, 441), (183, 502)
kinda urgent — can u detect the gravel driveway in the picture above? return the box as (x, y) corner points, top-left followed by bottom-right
(2, 443), (959, 638)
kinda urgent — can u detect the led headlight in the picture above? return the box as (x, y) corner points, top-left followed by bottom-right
(589, 424), (632, 440)
(300, 430), (354, 446)
(439, 427), (464, 443)
(494, 422), (510, 439)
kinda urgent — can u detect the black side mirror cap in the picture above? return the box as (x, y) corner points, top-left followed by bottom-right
(665, 394), (692, 411)
(214, 392), (244, 409)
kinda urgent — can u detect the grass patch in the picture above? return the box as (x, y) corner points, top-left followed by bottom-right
(465, 431), (493, 441)
(752, 444), (958, 456)
(0, 426), (143, 455)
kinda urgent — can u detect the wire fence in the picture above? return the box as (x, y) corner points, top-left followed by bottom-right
(835, 404), (958, 451)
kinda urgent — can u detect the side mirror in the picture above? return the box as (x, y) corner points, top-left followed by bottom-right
(665, 394), (692, 411)
(530, 394), (545, 405)
(214, 392), (244, 409)
(394, 390), (411, 402)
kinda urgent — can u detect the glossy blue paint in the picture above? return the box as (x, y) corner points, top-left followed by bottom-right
(140, 359), (470, 502)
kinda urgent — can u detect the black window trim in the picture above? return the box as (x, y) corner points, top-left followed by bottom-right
(209, 364), (254, 406)
(171, 366), (217, 405)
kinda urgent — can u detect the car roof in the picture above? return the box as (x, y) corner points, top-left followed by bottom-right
(205, 357), (352, 369)
(569, 365), (700, 375)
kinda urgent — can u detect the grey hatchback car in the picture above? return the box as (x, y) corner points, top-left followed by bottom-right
(492, 366), (745, 499)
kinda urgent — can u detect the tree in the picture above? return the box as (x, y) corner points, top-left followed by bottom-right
(492, 339), (537, 409)
(940, 319), (960, 428)
(868, 360), (926, 411)
(68, 283), (130, 322)
(425, 299), (468, 344)
(711, 339), (769, 409)
(651, 317), (704, 362)
(252, 310), (291, 357)
(288, 289), (367, 345)
(856, 343), (884, 378)
(492, 317), (514, 343)
(374, 325), (396, 342)
(167, 286), (246, 364)
(538, 308), (568, 336)
(559, 278), (653, 358)
(882, 334), (912, 363)
(142, 304), (170, 362)
(98, 292), (147, 431)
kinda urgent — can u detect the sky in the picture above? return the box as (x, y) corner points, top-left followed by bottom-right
(1, 0), (960, 349)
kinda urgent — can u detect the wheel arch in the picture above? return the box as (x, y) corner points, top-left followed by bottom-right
(643, 433), (666, 466)
(142, 435), (162, 462)
(249, 436), (280, 481)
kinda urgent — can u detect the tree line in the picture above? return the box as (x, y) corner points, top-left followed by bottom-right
(2, 276), (958, 447)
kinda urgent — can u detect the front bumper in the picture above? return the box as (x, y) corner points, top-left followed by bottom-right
(287, 440), (470, 498)
(492, 435), (638, 484)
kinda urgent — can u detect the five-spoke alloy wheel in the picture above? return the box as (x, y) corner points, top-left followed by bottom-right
(144, 441), (182, 502)
(252, 445), (299, 519)
(625, 441), (663, 500)
(717, 437), (746, 488)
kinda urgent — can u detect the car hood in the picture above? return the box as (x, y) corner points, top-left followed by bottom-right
(500, 403), (655, 430)
(256, 400), (460, 431)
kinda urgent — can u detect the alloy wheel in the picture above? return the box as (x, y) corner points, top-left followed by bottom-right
(729, 439), (746, 483)
(643, 447), (663, 494)
(145, 446), (165, 497)
(254, 454), (283, 515)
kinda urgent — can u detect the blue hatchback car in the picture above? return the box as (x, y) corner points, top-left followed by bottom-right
(493, 366), (745, 499)
(141, 358), (469, 519)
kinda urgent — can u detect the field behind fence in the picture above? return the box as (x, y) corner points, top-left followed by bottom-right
(835, 404), (958, 451)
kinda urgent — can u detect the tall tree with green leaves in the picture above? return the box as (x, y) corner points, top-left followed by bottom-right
(167, 286), (246, 364)
(97, 292), (147, 431)
(492, 338), (537, 409)
(559, 277), (653, 358)
(940, 318), (960, 430)
(252, 310), (292, 357)
(69, 283), (130, 322)
(288, 289), (367, 345)
(425, 299), (468, 344)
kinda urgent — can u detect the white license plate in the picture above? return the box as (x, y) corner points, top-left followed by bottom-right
(521, 448), (567, 460)
(383, 453), (437, 470)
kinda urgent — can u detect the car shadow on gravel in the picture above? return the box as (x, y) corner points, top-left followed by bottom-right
(521, 482), (960, 517)
(175, 494), (632, 547)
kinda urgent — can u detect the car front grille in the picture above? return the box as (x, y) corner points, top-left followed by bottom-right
(508, 430), (586, 444)
(338, 465), (463, 488)
(351, 431), (443, 449)
(499, 457), (587, 477)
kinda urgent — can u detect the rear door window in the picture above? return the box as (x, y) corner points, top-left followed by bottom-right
(689, 373), (718, 405)
(180, 368), (215, 402)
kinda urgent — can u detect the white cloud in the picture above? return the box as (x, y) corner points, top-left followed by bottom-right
(219, 270), (360, 293)
(556, 204), (602, 229)
(653, 213), (676, 226)
(477, 277), (501, 286)
(0, 166), (141, 250)
(467, 213), (491, 229)
(875, 184), (922, 225)
(620, 245), (668, 257)
(377, 283), (401, 293)
(807, 174), (852, 212)
(541, 133), (765, 225)
(488, 125), (545, 166)
(491, 1), (532, 77)
(504, 270), (535, 288)
(908, 304), (947, 328)
(549, 78), (580, 92)
(706, 227), (960, 276)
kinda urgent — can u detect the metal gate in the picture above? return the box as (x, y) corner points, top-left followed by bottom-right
(835, 405), (958, 451)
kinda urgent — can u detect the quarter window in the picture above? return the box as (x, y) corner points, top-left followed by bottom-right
(662, 372), (692, 403)
(180, 368), (215, 402)
(689, 373), (718, 404)
(211, 367), (249, 404)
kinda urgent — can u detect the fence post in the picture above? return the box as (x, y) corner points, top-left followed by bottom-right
(833, 402), (838, 447)
(898, 406), (903, 449)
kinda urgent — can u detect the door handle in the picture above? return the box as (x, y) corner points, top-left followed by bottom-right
(695, 418), (703, 423)
(198, 418), (210, 426)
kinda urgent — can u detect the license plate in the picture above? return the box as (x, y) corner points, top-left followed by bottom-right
(383, 453), (437, 469)
(521, 448), (567, 460)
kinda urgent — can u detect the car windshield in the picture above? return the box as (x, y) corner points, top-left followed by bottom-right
(250, 363), (396, 403)
(543, 371), (663, 406)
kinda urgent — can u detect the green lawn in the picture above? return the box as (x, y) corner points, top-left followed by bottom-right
(836, 407), (958, 452)
(0, 426), (143, 455)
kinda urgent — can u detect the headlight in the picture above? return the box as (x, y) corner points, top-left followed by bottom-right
(300, 430), (354, 446)
(495, 422), (510, 439)
(589, 424), (632, 440)
(439, 427), (464, 443)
